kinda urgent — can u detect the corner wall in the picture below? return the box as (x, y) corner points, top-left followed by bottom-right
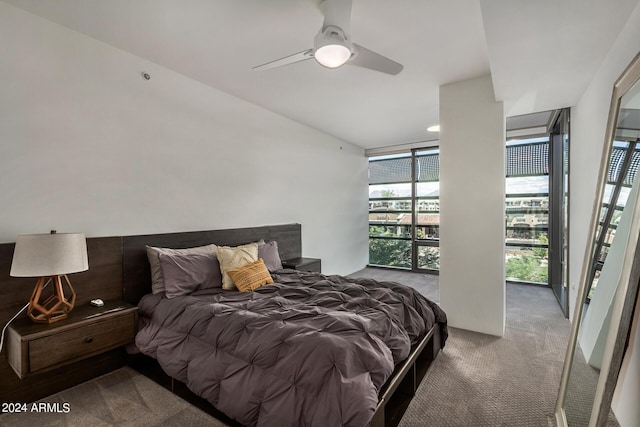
(439, 75), (506, 336)
(0, 3), (369, 275)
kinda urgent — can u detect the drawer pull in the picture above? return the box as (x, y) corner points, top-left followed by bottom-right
(85, 337), (94, 344)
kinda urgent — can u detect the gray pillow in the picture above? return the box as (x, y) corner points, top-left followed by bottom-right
(258, 241), (283, 272)
(158, 252), (222, 298)
(146, 244), (217, 294)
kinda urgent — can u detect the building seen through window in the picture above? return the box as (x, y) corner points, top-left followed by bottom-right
(367, 138), (552, 282)
(368, 149), (440, 271)
(505, 137), (550, 284)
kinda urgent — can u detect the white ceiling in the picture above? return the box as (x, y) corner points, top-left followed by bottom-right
(3, 0), (639, 149)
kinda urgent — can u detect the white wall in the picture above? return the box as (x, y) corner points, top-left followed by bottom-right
(570, 3), (640, 425)
(0, 3), (369, 275)
(439, 75), (506, 337)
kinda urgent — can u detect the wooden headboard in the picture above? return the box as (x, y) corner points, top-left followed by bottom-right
(121, 223), (302, 304)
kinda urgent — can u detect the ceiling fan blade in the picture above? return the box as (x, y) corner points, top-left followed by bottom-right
(349, 43), (403, 75)
(252, 49), (314, 71)
(321, 0), (352, 35)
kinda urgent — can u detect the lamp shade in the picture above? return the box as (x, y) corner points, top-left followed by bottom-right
(10, 232), (88, 277)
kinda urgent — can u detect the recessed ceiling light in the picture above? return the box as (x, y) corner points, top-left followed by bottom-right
(427, 124), (440, 132)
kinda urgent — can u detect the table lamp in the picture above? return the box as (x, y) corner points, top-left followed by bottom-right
(10, 230), (88, 323)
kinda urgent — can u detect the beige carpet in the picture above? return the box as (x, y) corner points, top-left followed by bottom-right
(0, 366), (223, 427)
(351, 268), (571, 426)
(397, 283), (568, 426)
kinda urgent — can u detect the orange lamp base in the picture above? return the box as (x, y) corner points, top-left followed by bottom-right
(28, 275), (76, 323)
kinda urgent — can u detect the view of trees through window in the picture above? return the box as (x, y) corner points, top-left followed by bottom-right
(505, 137), (550, 284)
(368, 138), (552, 284)
(368, 149), (440, 270)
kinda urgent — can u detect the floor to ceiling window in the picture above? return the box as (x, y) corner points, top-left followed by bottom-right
(368, 152), (413, 269)
(505, 137), (550, 284)
(504, 108), (570, 318)
(367, 109), (570, 306)
(368, 148), (440, 271)
(414, 148), (440, 270)
(505, 109), (569, 304)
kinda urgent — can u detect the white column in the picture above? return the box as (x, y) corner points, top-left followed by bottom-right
(439, 75), (506, 336)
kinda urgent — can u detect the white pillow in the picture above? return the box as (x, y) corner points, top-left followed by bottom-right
(216, 242), (259, 290)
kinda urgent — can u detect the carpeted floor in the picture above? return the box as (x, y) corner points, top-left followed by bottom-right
(399, 287), (568, 426)
(351, 268), (570, 426)
(0, 366), (225, 427)
(1, 268), (577, 426)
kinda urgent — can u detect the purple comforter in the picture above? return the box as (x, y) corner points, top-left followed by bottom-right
(135, 270), (447, 426)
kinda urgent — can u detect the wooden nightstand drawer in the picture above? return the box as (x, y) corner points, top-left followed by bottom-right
(7, 302), (137, 379)
(29, 312), (136, 372)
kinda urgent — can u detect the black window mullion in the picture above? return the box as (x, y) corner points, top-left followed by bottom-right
(411, 149), (418, 270)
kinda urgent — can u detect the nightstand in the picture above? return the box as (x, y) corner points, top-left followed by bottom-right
(282, 257), (322, 273)
(6, 300), (138, 379)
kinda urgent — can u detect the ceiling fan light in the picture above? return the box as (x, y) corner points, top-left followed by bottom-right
(313, 25), (352, 68)
(315, 43), (351, 68)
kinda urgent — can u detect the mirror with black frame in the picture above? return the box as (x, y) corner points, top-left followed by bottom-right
(556, 52), (640, 427)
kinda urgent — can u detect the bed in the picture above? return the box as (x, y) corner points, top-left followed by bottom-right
(123, 224), (447, 427)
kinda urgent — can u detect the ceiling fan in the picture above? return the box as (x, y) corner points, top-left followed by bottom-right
(252, 0), (403, 75)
